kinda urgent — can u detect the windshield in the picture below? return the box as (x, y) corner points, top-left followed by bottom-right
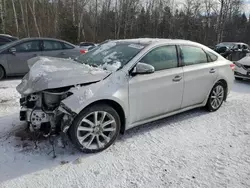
(216, 43), (235, 49)
(0, 40), (17, 51)
(76, 41), (147, 71)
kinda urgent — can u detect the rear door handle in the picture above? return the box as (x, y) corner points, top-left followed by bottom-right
(60, 52), (66, 55)
(33, 54), (37, 57)
(173, 75), (182, 82)
(210, 68), (216, 73)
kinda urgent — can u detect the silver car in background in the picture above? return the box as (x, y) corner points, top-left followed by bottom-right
(234, 55), (250, 80)
(17, 38), (235, 153)
(0, 37), (81, 80)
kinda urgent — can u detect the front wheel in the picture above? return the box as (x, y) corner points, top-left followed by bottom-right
(206, 82), (225, 112)
(69, 104), (121, 153)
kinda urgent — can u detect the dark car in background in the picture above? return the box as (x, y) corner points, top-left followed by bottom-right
(215, 42), (250, 61)
(0, 34), (18, 46)
(0, 37), (82, 80)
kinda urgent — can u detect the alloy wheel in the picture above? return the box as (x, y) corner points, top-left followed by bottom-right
(76, 111), (117, 150)
(210, 85), (224, 109)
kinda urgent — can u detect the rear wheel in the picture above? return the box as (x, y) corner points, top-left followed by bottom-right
(206, 82), (225, 112)
(69, 104), (121, 153)
(0, 66), (5, 80)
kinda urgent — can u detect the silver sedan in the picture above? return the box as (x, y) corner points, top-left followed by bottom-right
(17, 38), (235, 153)
(0, 37), (82, 80)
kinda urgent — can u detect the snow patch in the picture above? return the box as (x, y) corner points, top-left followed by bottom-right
(128, 44), (145, 49)
(1, 80), (250, 187)
(101, 61), (122, 72)
(29, 59), (71, 82)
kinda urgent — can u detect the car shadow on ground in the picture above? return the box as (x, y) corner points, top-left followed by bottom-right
(120, 108), (209, 142)
(0, 107), (210, 183)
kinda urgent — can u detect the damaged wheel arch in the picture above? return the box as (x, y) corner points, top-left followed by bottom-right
(65, 99), (127, 135)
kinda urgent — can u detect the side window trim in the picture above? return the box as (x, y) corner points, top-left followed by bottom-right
(176, 45), (183, 66)
(13, 40), (42, 53)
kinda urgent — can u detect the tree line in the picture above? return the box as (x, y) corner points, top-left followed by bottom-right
(1, 0), (250, 46)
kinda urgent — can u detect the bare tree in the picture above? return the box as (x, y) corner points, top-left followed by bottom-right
(0, 0), (5, 33)
(72, 0), (76, 25)
(28, 0), (41, 37)
(19, 0), (27, 36)
(12, 0), (19, 37)
(77, 0), (90, 42)
(0, 0), (248, 45)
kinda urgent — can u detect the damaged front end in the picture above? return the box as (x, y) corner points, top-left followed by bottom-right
(19, 87), (76, 137)
(17, 56), (110, 137)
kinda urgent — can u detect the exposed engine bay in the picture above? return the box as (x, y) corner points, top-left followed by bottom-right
(19, 87), (75, 137)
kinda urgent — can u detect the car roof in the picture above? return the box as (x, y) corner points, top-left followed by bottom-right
(112, 38), (203, 47)
(80, 42), (95, 44)
(0, 34), (18, 40)
(17, 37), (76, 46)
(0, 34), (15, 38)
(20, 37), (68, 42)
(218, 42), (248, 45)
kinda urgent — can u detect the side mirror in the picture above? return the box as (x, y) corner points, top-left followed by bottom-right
(9, 47), (16, 54)
(132, 62), (155, 75)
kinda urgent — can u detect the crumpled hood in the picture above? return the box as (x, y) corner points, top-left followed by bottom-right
(238, 55), (250, 66)
(16, 56), (110, 95)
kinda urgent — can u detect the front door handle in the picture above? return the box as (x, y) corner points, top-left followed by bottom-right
(60, 52), (66, 55)
(210, 68), (216, 73)
(173, 75), (182, 82)
(33, 54), (37, 57)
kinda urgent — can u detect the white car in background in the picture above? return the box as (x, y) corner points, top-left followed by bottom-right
(234, 54), (250, 80)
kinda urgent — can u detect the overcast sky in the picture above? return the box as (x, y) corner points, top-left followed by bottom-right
(244, 0), (250, 15)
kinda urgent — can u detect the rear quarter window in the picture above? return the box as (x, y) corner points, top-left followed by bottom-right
(206, 51), (218, 62)
(63, 43), (74, 49)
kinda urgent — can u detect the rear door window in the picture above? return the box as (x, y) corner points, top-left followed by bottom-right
(43, 40), (63, 51)
(180, 46), (208, 65)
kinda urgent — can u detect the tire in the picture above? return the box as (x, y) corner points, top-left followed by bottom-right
(69, 104), (121, 153)
(206, 82), (226, 112)
(0, 66), (5, 80)
(235, 77), (243, 81)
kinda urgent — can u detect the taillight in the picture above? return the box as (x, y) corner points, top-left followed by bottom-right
(80, 49), (87, 54)
(230, 63), (235, 71)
